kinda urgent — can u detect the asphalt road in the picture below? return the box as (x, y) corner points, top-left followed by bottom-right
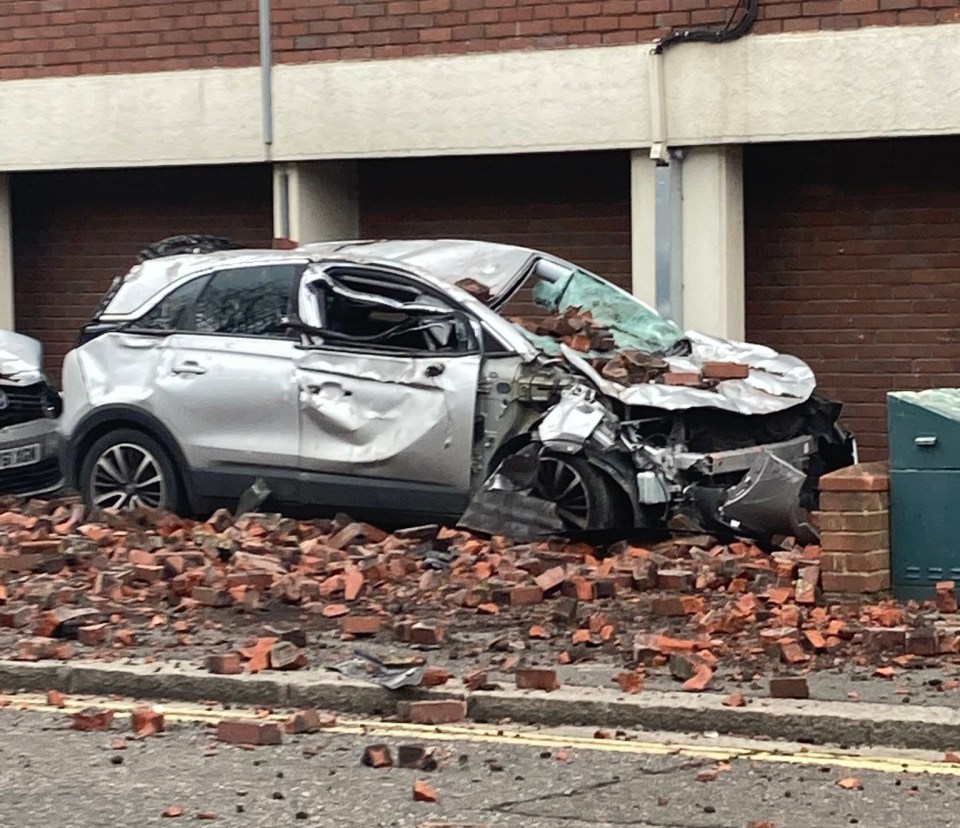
(2, 702), (960, 828)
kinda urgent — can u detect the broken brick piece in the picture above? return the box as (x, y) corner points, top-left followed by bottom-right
(362, 744), (394, 768)
(217, 720), (282, 746)
(769, 677), (809, 699)
(614, 672), (644, 694)
(398, 745), (438, 771)
(463, 669), (488, 691)
(191, 586), (233, 608)
(420, 667), (452, 687)
(652, 596), (687, 617)
(340, 615), (382, 637)
(131, 705), (165, 737)
(207, 653), (243, 675)
(702, 362), (750, 380)
(413, 779), (438, 802)
(72, 707), (114, 732)
(115, 629), (136, 647)
(46, 689), (66, 708)
(343, 569), (364, 602)
(285, 709), (326, 734)
(76, 623), (108, 647)
(407, 700), (467, 725)
(515, 668), (560, 692)
(682, 665), (713, 693)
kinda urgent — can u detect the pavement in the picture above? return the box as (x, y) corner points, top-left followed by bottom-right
(4, 693), (960, 827)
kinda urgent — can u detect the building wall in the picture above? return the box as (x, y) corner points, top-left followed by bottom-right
(11, 164), (274, 376)
(3, 0), (958, 79)
(359, 152), (632, 314)
(745, 137), (960, 461)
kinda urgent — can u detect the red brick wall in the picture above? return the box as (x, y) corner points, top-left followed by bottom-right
(359, 151), (632, 310)
(11, 164), (274, 377)
(2, 0), (957, 80)
(744, 138), (960, 462)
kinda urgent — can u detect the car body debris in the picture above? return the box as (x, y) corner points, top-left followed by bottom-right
(60, 237), (854, 542)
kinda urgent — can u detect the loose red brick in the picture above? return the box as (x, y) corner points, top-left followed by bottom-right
(528, 625), (550, 639)
(217, 720), (282, 746)
(409, 623), (445, 646)
(535, 566), (566, 594)
(131, 704), (164, 737)
(0, 605), (35, 629)
(321, 603), (349, 618)
(769, 677), (809, 699)
(207, 653), (243, 675)
(191, 586), (233, 607)
(515, 668), (560, 692)
(565, 577), (595, 602)
(906, 627), (939, 656)
(407, 700), (467, 725)
(72, 707), (114, 732)
(76, 623), (108, 646)
(652, 595), (687, 617)
(285, 708), (325, 734)
(702, 362), (750, 380)
(656, 569), (695, 591)
(509, 585), (544, 606)
(115, 629), (136, 647)
(361, 743), (394, 768)
(343, 569), (364, 602)
(862, 626), (906, 652)
(46, 689), (66, 708)
(614, 671), (644, 694)
(133, 564), (165, 584)
(662, 372), (702, 386)
(937, 581), (958, 614)
(341, 615), (382, 636)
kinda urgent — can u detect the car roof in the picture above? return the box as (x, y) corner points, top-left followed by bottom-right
(101, 239), (542, 319)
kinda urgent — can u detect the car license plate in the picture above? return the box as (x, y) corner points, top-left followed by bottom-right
(0, 443), (40, 470)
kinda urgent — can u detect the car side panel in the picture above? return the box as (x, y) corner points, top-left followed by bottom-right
(294, 348), (481, 492)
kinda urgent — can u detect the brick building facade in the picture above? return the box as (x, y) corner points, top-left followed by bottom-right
(2, 0), (959, 459)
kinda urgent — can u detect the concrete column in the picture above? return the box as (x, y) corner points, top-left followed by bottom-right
(273, 161), (359, 245)
(0, 174), (14, 331)
(629, 150), (657, 310)
(680, 145), (745, 341)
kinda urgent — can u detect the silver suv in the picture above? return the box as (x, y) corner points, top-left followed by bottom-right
(60, 237), (853, 540)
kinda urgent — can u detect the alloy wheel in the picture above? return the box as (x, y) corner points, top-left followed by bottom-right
(533, 455), (591, 530)
(91, 443), (166, 509)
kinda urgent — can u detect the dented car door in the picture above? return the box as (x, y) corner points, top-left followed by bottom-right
(294, 265), (482, 499)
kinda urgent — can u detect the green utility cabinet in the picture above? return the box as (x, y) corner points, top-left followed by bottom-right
(889, 389), (960, 600)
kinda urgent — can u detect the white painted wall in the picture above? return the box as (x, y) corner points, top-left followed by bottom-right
(0, 24), (956, 170)
(0, 174), (13, 331)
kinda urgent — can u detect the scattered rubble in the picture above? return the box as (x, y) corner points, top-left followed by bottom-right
(0, 497), (956, 706)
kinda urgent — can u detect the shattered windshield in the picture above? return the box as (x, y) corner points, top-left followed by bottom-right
(508, 262), (685, 357)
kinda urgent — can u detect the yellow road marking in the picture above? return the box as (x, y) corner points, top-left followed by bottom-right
(3, 693), (957, 778)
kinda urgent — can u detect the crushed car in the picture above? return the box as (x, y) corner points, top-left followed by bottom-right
(0, 331), (63, 496)
(59, 235), (854, 542)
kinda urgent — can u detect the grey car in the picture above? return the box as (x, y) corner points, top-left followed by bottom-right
(0, 331), (63, 497)
(60, 236), (853, 541)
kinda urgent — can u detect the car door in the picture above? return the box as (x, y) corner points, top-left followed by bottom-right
(142, 263), (304, 483)
(293, 264), (482, 505)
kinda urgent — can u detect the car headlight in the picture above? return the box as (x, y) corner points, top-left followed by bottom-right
(40, 385), (63, 420)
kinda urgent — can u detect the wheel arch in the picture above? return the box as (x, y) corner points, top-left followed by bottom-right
(66, 406), (192, 504)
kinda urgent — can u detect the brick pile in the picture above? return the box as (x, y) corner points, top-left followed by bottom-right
(0, 489), (951, 694)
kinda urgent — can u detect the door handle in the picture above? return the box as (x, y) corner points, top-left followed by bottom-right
(915, 435), (938, 447)
(425, 363), (445, 378)
(172, 360), (207, 375)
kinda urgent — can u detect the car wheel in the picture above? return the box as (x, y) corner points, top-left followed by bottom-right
(80, 429), (182, 512)
(532, 454), (620, 531)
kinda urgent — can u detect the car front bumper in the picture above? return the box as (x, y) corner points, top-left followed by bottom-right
(0, 418), (64, 497)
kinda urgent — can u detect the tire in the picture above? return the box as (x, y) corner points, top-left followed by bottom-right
(531, 453), (622, 532)
(79, 428), (182, 513)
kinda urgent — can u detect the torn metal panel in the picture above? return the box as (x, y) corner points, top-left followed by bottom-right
(332, 650), (426, 690)
(537, 386), (606, 450)
(720, 451), (807, 539)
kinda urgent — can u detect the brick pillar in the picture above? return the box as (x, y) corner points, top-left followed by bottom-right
(818, 462), (891, 596)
